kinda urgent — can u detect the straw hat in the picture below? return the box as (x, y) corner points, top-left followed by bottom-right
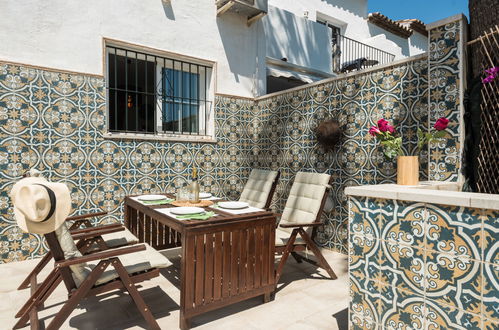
(10, 177), (71, 234)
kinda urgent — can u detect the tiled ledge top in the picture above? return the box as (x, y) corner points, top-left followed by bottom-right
(344, 181), (499, 210)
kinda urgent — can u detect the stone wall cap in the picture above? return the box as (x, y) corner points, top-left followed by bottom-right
(345, 182), (499, 210)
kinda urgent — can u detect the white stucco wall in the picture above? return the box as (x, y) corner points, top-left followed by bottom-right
(269, 0), (368, 40)
(0, 0), (428, 96)
(263, 6), (332, 73)
(267, 0), (427, 71)
(0, 0), (265, 97)
(408, 32), (428, 56)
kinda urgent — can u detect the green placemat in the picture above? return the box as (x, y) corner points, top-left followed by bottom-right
(141, 198), (174, 205)
(176, 211), (215, 220)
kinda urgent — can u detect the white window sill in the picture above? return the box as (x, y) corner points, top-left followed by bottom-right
(103, 132), (217, 143)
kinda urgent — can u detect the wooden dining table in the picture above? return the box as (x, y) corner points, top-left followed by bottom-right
(123, 194), (277, 329)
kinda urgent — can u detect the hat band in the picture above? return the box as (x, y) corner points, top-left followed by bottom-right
(34, 184), (56, 223)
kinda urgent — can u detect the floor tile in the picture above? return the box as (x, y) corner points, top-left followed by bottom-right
(0, 249), (348, 329)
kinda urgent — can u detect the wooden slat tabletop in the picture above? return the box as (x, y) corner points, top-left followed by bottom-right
(125, 194), (275, 228)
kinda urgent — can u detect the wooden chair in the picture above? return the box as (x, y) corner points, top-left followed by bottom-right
(13, 222), (170, 330)
(239, 169), (280, 209)
(17, 211), (138, 291)
(274, 172), (337, 282)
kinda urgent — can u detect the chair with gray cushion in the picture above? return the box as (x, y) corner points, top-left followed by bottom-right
(17, 211), (138, 290)
(13, 221), (170, 329)
(275, 171), (337, 282)
(239, 169), (280, 209)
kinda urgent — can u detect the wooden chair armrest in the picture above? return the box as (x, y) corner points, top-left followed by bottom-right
(279, 222), (323, 228)
(70, 223), (122, 235)
(71, 226), (125, 240)
(56, 244), (146, 267)
(66, 211), (108, 222)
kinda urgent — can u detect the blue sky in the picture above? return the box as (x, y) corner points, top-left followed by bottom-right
(368, 0), (469, 24)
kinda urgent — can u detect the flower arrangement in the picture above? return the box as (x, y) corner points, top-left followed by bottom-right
(369, 117), (449, 159)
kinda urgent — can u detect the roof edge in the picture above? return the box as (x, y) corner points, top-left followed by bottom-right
(367, 12), (413, 39)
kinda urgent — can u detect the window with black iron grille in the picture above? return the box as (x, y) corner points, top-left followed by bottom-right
(106, 45), (213, 136)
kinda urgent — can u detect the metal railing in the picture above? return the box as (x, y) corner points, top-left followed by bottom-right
(332, 34), (396, 73)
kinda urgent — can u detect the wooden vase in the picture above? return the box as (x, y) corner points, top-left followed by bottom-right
(397, 156), (419, 185)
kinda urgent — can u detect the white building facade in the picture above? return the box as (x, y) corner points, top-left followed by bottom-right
(264, 0), (428, 92)
(0, 0), (428, 99)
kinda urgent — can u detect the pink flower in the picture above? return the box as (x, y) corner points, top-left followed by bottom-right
(377, 119), (391, 132)
(386, 124), (395, 134)
(483, 75), (495, 84)
(369, 126), (381, 136)
(485, 67), (499, 75)
(434, 117), (449, 131)
(483, 67), (499, 84)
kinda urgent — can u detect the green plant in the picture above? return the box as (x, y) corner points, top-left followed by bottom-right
(369, 117), (449, 160)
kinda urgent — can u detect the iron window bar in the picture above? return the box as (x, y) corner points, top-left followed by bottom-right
(106, 45), (212, 136)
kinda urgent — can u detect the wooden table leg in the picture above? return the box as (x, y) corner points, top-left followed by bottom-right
(180, 312), (190, 330)
(180, 233), (194, 330)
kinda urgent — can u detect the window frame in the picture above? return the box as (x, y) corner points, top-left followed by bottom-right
(103, 40), (216, 142)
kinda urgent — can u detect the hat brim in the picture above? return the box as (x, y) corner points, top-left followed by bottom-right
(11, 178), (71, 235)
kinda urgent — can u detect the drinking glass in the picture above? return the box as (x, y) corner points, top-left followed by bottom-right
(176, 187), (190, 202)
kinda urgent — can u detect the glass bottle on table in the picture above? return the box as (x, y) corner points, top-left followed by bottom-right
(189, 167), (200, 203)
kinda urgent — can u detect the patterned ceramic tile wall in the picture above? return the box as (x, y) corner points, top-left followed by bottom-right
(0, 61), (256, 262)
(428, 16), (465, 181)
(348, 196), (498, 329)
(255, 58), (429, 253)
(0, 55), (430, 262)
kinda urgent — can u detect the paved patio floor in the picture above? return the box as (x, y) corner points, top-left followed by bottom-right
(0, 248), (348, 329)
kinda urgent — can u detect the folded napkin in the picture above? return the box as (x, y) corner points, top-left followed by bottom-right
(176, 211), (215, 220)
(141, 198), (174, 205)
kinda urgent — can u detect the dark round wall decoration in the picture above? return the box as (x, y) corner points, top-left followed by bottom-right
(315, 119), (342, 150)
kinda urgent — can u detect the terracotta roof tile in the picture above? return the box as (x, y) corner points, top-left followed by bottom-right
(367, 12), (413, 39)
(397, 19), (428, 36)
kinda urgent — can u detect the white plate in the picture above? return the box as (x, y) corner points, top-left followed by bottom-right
(169, 207), (205, 215)
(218, 201), (249, 209)
(137, 194), (168, 201)
(199, 192), (212, 199)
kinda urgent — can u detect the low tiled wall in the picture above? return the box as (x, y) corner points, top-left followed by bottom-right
(348, 194), (498, 329)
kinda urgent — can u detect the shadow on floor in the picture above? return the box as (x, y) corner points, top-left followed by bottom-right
(61, 286), (176, 330)
(275, 256), (332, 294)
(188, 258), (337, 328)
(333, 308), (348, 330)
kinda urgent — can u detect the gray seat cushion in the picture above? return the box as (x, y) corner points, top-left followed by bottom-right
(239, 169), (278, 208)
(55, 223), (172, 287)
(275, 228), (306, 246)
(92, 244), (172, 286)
(101, 228), (138, 247)
(279, 172), (330, 235)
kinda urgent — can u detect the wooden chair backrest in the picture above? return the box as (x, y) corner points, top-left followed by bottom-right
(310, 175), (333, 240)
(44, 232), (78, 292)
(314, 175), (333, 222)
(264, 170), (280, 209)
